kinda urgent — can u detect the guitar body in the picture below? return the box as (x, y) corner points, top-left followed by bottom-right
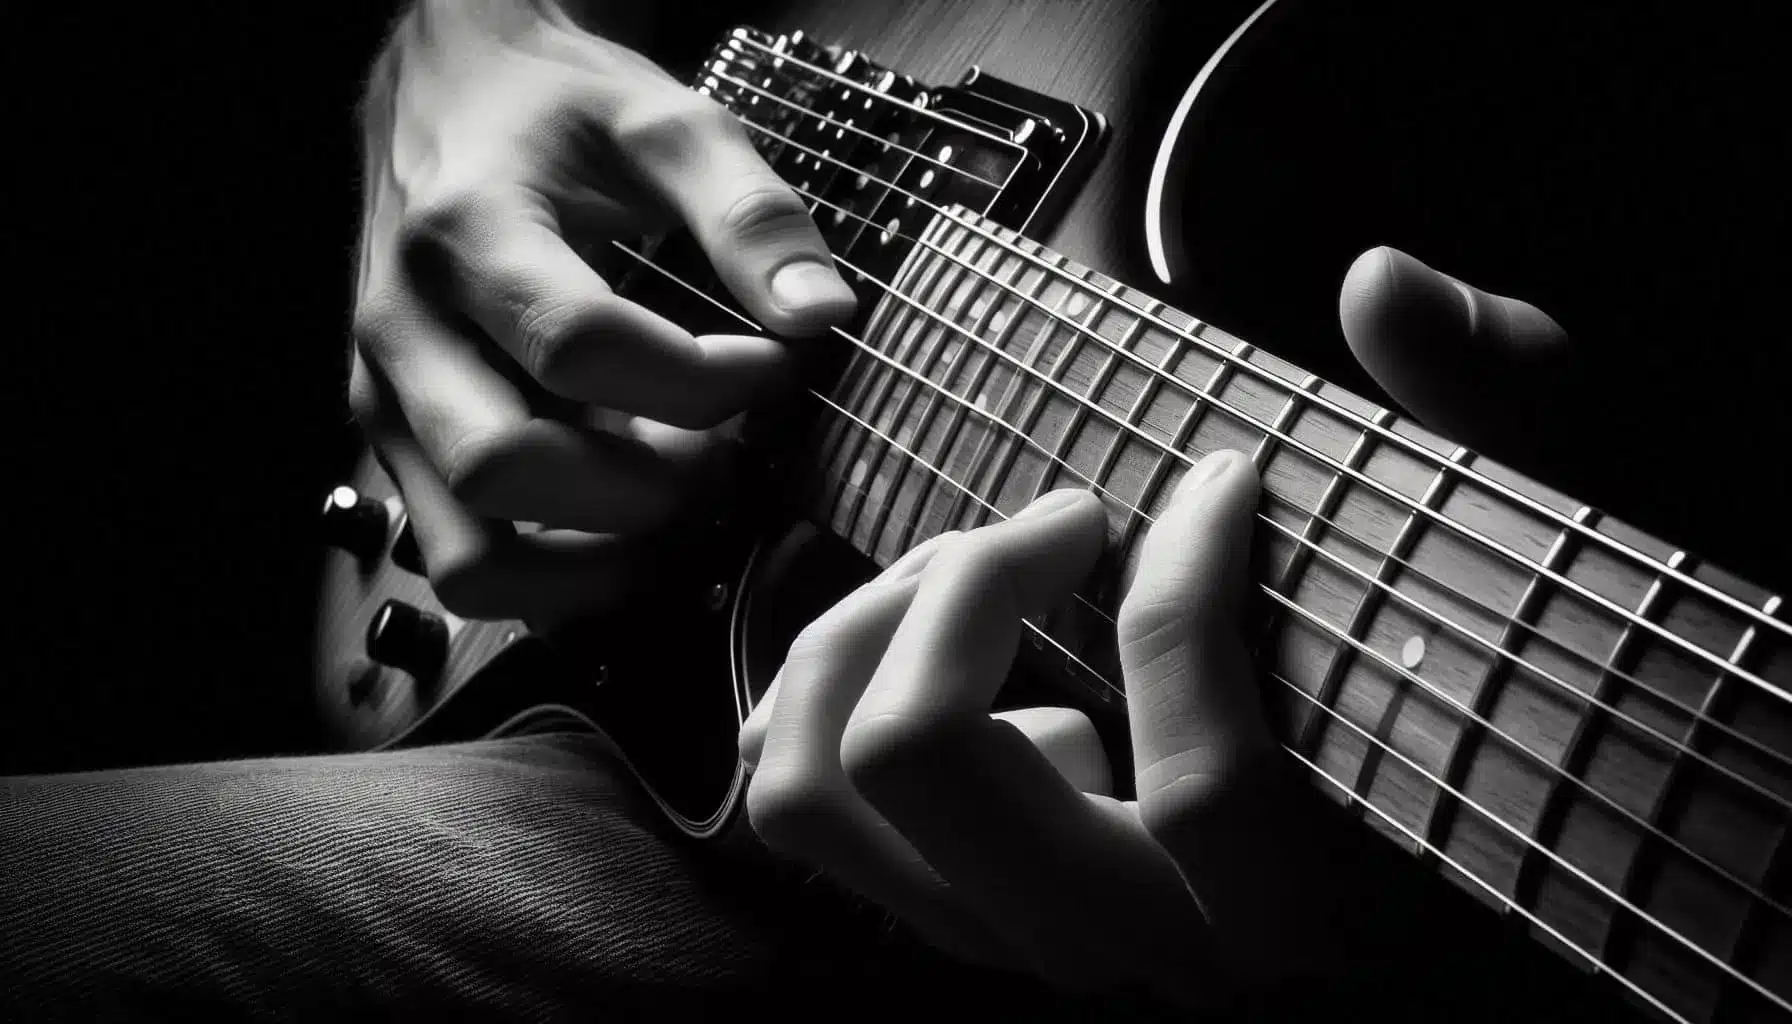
(316, 2), (1789, 1019)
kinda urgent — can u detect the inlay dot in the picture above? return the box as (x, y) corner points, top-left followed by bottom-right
(938, 145), (954, 162)
(989, 309), (1008, 333)
(880, 218), (900, 244)
(850, 459), (870, 488)
(1066, 291), (1090, 317)
(1401, 636), (1426, 669)
(856, 173), (869, 189)
(832, 208), (846, 225)
(919, 169), (935, 188)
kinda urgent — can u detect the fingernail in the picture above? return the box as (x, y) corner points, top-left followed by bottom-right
(1174, 450), (1241, 502)
(1014, 487), (1090, 520)
(770, 259), (855, 314)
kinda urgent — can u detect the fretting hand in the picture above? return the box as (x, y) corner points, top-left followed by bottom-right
(738, 245), (1574, 1004)
(347, 0), (855, 625)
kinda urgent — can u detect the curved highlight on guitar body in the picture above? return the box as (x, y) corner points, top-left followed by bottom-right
(1143, 0), (1285, 287)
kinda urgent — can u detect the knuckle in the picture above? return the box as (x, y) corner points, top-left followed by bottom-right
(838, 711), (942, 793)
(426, 541), (503, 620)
(438, 427), (514, 508)
(744, 767), (841, 855)
(515, 296), (605, 385)
(714, 182), (813, 243)
(612, 93), (736, 164)
(397, 190), (490, 279)
(1137, 757), (1266, 846)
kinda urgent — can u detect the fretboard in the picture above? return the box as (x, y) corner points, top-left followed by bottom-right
(801, 204), (1792, 1024)
(666, 26), (1792, 1024)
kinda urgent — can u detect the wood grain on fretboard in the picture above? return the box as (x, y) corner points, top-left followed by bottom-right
(803, 211), (1791, 1021)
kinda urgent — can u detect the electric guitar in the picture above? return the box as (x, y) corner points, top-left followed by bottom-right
(315, 3), (1790, 1020)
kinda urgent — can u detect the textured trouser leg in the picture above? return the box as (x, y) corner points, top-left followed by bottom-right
(0, 732), (1122, 1022)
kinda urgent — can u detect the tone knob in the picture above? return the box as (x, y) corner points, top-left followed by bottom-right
(389, 518), (426, 575)
(366, 599), (447, 683)
(321, 485), (389, 561)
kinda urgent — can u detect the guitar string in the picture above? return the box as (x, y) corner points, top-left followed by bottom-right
(614, 241), (1792, 940)
(799, 382), (1788, 1015)
(751, 166), (1792, 780)
(620, 238), (1748, 1018)
(716, 34), (1792, 656)
(727, 102), (1792, 703)
(1282, 736), (1689, 1024)
(705, 66), (1004, 190)
(683, 34), (1777, 1011)
(726, 31), (1029, 157)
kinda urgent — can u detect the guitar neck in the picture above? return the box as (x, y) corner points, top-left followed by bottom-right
(617, 25), (1792, 1024)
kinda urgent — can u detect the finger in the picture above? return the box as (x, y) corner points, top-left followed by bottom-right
(745, 530), (1014, 968)
(1339, 245), (1580, 457)
(988, 707), (1113, 798)
(398, 188), (794, 429)
(737, 531), (960, 768)
(842, 489), (1209, 989)
(609, 89), (857, 336)
(354, 288), (685, 534)
(1117, 449), (1294, 978)
(348, 350), (636, 624)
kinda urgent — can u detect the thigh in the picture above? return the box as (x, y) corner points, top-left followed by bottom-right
(0, 732), (1071, 1020)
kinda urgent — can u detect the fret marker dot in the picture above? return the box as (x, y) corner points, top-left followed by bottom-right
(832, 208), (846, 225)
(850, 459), (869, 488)
(856, 173), (869, 190)
(919, 169), (935, 188)
(976, 391), (990, 410)
(865, 97), (875, 109)
(1066, 291), (1090, 316)
(795, 154), (807, 166)
(881, 218), (900, 244)
(748, 95), (759, 105)
(836, 127), (845, 139)
(989, 309), (1008, 333)
(763, 77), (773, 88)
(938, 145), (955, 162)
(1401, 636), (1426, 669)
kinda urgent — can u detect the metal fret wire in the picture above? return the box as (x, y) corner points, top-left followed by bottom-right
(709, 44), (1792, 694)
(717, 221), (1792, 917)
(750, 157), (1792, 787)
(611, 240), (1790, 1014)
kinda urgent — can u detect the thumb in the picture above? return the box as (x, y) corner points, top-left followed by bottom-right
(1339, 246), (1579, 459)
(617, 91), (858, 337)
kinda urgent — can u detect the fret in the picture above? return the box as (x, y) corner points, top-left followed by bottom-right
(963, 272), (1129, 534)
(860, 243), (1024, 563)
(1083, 295), (1166, 571)
(815, 223), (963, 534)
(832, 225), (988, 543)
(769, 194), (1792, 1022)
(897, 250), (1059, 550)
(1108, 307), (1197, 571)
(1339, 450), (1473, 840)
(1255, 406), (1398, 745)
(1424, 505), (1594, 824)
(845, 233), (1011, 555)
(943, 252), (1094, 532)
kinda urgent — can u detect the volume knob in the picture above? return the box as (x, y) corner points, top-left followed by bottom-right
(366, 600), (447, 683)
(322, 485), (389, 561)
